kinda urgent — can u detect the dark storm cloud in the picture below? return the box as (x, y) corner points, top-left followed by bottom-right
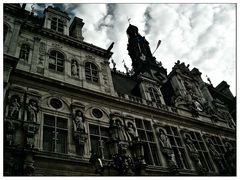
(96, 4), (117, 31)
(143, 6), (152, 34)
(26, 3), (236, 95)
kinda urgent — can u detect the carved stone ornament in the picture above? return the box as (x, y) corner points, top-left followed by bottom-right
(108, 113), (146, 175)
(4, 119), (20, 146)
(23, 154), (35, 176)
(23, 122), (40, 148)
(72, 109), (88, 146)
(184, 133), (205, 174)
(157, 127), (178, 171)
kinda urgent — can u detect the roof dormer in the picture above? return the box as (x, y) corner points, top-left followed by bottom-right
(43, 6), (70, 35)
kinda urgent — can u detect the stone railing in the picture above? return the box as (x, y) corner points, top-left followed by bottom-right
(116, 93), (235, 130)
(117, 93), (178, 115)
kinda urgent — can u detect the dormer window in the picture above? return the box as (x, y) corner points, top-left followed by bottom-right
(51, 17), (64, 33)
(149, 87), (161, 104)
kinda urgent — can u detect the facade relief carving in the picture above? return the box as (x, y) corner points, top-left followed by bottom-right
(8, 95), (21, 119)
(157, 127), (178, 171)
(203, 136), (225, 174)
(38, 42), (46, 66)
(184, 133), (205, 174)
(24, 97), (40, 149)
(27, 99), (39, 123)
(5, 92), (24, 146)
(108, 113), (145, 175)
(223, 141), (236, 175)
(71, 102), (87, 147)
(71, 60), (79, 77)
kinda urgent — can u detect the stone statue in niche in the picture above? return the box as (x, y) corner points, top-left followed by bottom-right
(116, 119), (128, 142)
(126, 122), (137, 142)
(206, 138), (225, 172)
(159, 129), (172, 149)
(206, 138), (220, 157)
(109, 119), (128, 142)
(8, 96), (21, 119)
(74, 110), (85, 133)
(71, 60), (79, 77)
(185, 135), (198, 153)
(185, 135), (204, 173)
(158, 128), (178, 170)
(27, 99), (39, 123)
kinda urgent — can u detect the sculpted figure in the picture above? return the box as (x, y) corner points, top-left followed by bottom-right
(9, 97), (20, 118)
(126, 122), (137, 141)
(116, 119), (128, 141)
(71, 61), (78, 76)
(74, 111), (85, 133)
(27, 100), (38, 122)
(159, 129), (172, 149)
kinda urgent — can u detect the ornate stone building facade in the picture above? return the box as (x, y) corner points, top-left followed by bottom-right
(4, 4), (236, 176)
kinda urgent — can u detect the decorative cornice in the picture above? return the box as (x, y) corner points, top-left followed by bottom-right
(20, 22), (113, 59)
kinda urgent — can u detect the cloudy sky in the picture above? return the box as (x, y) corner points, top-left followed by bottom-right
(24, 3), (236, 95)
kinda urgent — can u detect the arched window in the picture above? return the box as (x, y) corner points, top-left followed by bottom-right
(51, 17), (64, 33)
(149, 87), (161, 104)
(19, 44), (30, 61)
(85, 62), (99, 83)
(49, 50), (64, 72)
(4, 24), (8, 42)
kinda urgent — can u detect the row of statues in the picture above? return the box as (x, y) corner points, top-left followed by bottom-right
(109, 119), (138, 143)
(8, 96), (39, 123)
(7, 97), (235, 174)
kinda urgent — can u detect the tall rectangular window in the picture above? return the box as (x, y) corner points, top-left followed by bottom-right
(85, 62), (99, 83)
(89, 124), (110, 159)
(135, 119), (161, 166)
(43, 114), (68, 153)
(188, 131), (214, 172)
(165, 125), (190, 169)
(51, 17), (64, 33)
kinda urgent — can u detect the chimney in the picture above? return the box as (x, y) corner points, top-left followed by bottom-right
(69, 17), (84, 41)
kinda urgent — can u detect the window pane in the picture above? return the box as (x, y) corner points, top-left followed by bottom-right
(56, 130), (67, 153)
(175, 137), (182, 147)
(138, 130), (146, 141)
(44, 114), (55, 126)
(165, 126), (172, 135)
(172, 127), (179, 136)
(43, 127), (54, 152)
(57, 117), (68, 129)
(179, 148), (190, 169)
(57, 66), (64, 72)
(169, 136), (176, 146)
(135, 119), (143, 129)
(147, 132), (154, 142)
(85, 62), (98, 82)
(100, 127), (109, 137)
(143, 143), (153, 165)
(89, 124), (99, 135)
(90, 136), (99, 154)
(150, 143), (161, 166)
(143, 121), (151, 130)
(102, 138), (110, 159)
(49, 63), (56, 70)
(173, 147), (184, 169)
